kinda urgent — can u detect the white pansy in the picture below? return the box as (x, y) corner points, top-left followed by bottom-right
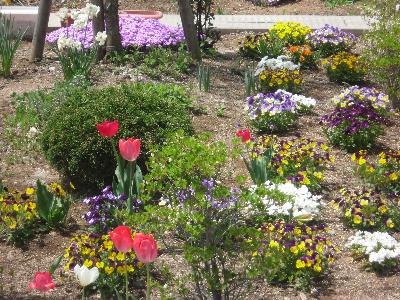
(254, 55), (300, 76)
(249, 181), (321, 220)
(95, 31), (107, 46)
(27, 127), (39, 138)
(347, 231), (400, 265)
(290, 93), (316, 108)
(74, 265), (99, 287)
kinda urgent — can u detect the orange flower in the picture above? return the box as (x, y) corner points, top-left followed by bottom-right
(303, 49), (312, 56)
(289, 46), (299, 53)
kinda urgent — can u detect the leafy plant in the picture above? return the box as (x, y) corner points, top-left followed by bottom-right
(244, 68), (256, 97)
(363, 0), (400, 108)
(322, 52), (365, 85)
(0, 14), (25, 77)
(41, 83), (193, 191)
(198, 63), (211, 92)
(35, 180), (71, 228)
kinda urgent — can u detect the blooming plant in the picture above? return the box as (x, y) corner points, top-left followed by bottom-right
(239, 32), (284, 59)
(245, 90), (316, 132)
(287, 45), (319, 69)
(347, 231), (400, 272)
(239, 134), (334, 190)
(63, 232), (141, 297)
(74, 264), (99, 299)
(252, 220), (339, 291)
(28, 272), (56, 292)
(353, 150), (400, 195)
(333, 86), (389, 116)
(269, 22), (312, 46)
(255, 56), (302, 93)
(50, 5), (107, 81)
(320, 100), (386, 151)
(322, 52), (365, 85)
(247, 181), (322, 222)
(47, 15), (185, 49)
(306, 24), (356, 57)
(331, 188), (400, 231)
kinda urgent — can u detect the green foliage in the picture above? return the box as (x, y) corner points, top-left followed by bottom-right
(197, 63), (211, 92)
(36, 180), (71, 228)
(0, 14), (25, 77)
(41, 83), (193, 191)
(126, 133), (259, 299)
(57, 47), (97, 81)
(363, 0), (400, 108)
(244, 68), (256, 97)
(239, 32), (285, 59)
(322, 0), (355, 8)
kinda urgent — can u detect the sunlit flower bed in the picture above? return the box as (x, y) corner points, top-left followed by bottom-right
(46, 16), (185, 48)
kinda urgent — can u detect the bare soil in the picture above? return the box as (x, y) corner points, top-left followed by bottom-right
(1, 33), (400, 299)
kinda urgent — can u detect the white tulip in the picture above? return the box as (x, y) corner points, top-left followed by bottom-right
(73, 265), (99, 287)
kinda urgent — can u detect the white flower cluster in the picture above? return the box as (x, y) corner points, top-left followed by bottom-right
(57, 4), (100, 29)
(57, 37), (82, 51)
(290, 92), (317, 108)
(249, 181), (321, 220)
(95, 31), (107, 46)
(255, 55), (300, 76)
(347, 231), (400, 264)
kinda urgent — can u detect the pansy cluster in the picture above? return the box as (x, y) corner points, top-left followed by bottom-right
(47, 16), (185, 49)
(83, 186), (139, 233)
(64, 232), (141, 277)
(333, 86), (389, 113)
(269, 22), (312, 45)
(322, 52), (365, 85)
(248, 136), (334, 190)
(255, 56), (302, 93)
(253, 220), (339, 286)
(320, 99), (386, 151)
(248, 181), (321, 221)
(245, 89), (316, 132)
(287, 44), (318, 69)
(347, 231), (400, 268)
(0, 187), (37, 231)
(331, 188), (400, 231)
(239, 32), (269, 58)
(306, 24), (357, 57)
(353, 150), (400, 194)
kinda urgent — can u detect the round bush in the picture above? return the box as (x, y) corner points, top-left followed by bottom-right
(41, 83), (193, 192)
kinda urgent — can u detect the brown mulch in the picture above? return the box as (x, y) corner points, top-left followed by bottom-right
(1, 33), (400, 299)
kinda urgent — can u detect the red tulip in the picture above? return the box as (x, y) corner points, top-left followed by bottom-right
(109, 225), (134, 253)
(236, 129), (251, 143)
(133, 233), (158, 264)
(119, 138), (141, 161)
(96, 120), (119, 138)
(28, 272), (55, 292)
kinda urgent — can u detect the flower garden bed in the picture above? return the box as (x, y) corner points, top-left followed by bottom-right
(1, 7), (400, 300)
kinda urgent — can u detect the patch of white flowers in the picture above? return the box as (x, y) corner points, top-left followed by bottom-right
(57, 4), (100, 30)
(57, 37), (82, 51)
(347, 231), (400, 265)
(290, 92), (316, 108)
(255, 55), (300, 76)
(249, 181), (321, 220)
(95, 31), (107, 46)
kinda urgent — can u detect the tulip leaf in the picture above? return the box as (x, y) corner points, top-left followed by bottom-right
(49, 255), (63, 275)
(36, 179), (54, 222)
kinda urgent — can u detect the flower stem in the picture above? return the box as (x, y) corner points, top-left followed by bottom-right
(127, 161), (134, 214)
(125, 260), (129, 300)
(82, 287), (85, 300)
(146, 264), (151, 300)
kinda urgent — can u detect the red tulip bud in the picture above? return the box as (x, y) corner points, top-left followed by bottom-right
(236, 129), (251, 143)
(96, 120), (119, 138)
(119, 138), (141, 161)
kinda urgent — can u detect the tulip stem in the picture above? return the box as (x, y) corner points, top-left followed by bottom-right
(82, 287), (85, 300)
(146, 264), (151, 300)
(125, 260), (129, 300)
(127, 161), (134, 214)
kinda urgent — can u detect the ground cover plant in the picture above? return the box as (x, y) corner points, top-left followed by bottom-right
(2, 7), (400, 300)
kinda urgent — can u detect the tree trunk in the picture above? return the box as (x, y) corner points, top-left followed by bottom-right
(30, 0), (52, 62)
(177, 0), (201, 61)
(104, 0), (122, 53)
(91, 0), (106, 61)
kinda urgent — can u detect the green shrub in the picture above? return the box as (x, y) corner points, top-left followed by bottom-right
(41, 83), (193, 191)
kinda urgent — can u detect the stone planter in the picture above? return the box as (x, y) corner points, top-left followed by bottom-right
(0, 6), (38, 39)
(119, 10), (163, 19)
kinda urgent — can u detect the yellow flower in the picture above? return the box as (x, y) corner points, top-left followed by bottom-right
(386, 219), (395, 228)
(269, 240), (279, 248)
(314, 264), (322, 272)
(117, 265), (126, 275)
(296, 259), (306, 269)
(379, 206), (387, 214)
(378, 157), (387, 165)
(353, 215), (362, 224)
(389, 173), (398, 181)
(96, 261), (105, 269)
(83, 259), (93, 268)
(116, 252), (126, 261)
(360, 199), (369, 207)
(358, 157), (366, 165)
(105, 266), (114, 275)
(26, 188), (35, 195)
(290, 246), (299, 254)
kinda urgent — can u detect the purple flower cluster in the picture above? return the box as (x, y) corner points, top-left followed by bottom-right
(175, 179), (241, 209)
(246, 90), (298, 120)
(46, 16), (185, 48)
(334, 85), (389, 111)
(307, 24), (356, 56)
(320, 100), (386, 135)
(83, 186), (140, 232)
